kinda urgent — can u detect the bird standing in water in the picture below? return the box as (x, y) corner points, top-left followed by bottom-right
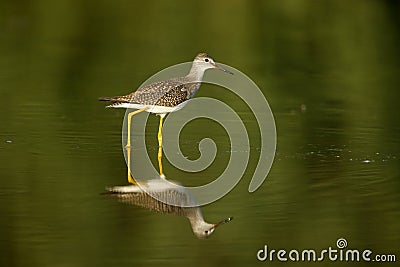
(100, 53), (233, 184)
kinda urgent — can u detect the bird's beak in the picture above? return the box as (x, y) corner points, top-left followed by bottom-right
(215, 63), (234, 75)
(212, 217), (233, 229)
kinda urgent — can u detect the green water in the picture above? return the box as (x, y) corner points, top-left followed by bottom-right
(1, 1), (399, 266)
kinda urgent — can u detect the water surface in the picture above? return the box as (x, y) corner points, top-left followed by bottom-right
(1, 1), (399, 266)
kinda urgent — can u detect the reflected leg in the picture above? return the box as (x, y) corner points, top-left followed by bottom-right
(126, 107), (148, 184)
(158, 114), (166, 178)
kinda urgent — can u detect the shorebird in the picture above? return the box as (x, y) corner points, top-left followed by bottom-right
(105, 179), (233, 239)
(100, 53), (233, 184)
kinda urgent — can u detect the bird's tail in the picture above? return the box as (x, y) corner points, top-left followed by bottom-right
(99, 96), (118, 102)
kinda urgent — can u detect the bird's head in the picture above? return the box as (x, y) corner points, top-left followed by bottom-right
(192, 217), (233, 239)
(193, 53), (233, 74)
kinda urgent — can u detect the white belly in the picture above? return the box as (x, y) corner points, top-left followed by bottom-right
(108, 100), (189, 114)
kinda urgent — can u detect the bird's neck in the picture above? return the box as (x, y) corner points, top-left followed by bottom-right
(187, 208), (205, 227)
(186, 63), (206, 82)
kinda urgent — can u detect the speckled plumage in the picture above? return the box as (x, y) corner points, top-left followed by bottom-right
(103, 78), (200, 108)
(106, 185), (200, 216)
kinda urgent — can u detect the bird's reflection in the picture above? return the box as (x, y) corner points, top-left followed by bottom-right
(105, 178), (233, 239)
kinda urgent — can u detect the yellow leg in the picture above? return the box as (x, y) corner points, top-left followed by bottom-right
(157, 115), (165, 178)
(126, 108), (148, 184)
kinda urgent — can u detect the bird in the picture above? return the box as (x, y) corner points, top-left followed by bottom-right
(100, 53), (233, 184)
(104, 178), (233, 239)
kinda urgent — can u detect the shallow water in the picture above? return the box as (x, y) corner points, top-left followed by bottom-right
(1, 1), (400, 266)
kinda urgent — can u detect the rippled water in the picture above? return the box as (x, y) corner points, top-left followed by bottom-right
(1, 1), (400, 266)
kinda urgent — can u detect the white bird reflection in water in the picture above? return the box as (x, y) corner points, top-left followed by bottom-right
(105, 179), (233, 239)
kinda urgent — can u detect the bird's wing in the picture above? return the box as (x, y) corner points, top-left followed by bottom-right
(100, 78), (195, 107)
(132, 79), (188, 106)
(105, 187), (197, 216)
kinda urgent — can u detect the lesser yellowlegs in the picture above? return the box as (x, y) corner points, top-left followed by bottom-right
(100, 53), (233, 183)
(105, 179), (233, 239)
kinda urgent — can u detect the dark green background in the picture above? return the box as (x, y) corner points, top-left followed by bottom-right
(1, 1), (399, 266)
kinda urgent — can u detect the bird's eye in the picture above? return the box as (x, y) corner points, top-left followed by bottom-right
(204, 58), (209, 62)
(205, 230), (209, 234)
